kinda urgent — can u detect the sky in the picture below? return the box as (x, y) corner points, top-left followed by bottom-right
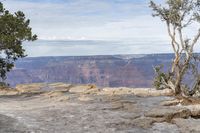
(2, 0), (199, 56)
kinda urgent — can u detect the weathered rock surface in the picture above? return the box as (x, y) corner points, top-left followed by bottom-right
(0, 88), (18, 96)
(99, 87), (173, 97)
(16, 83), (72, 93)
(0, 114), (28, 133)
(69, 84), (98, 94)
(160, 99), (182, 106)
(0, 83), (200, 133)
(150, 122), (180, 133)
(145, 107), (191, 122)
(182, 104), (200, 117)
(173, 118), (200, 133)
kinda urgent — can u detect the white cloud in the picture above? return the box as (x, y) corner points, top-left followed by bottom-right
(3, 0), (199, 56)
(3, 0), (167, 41)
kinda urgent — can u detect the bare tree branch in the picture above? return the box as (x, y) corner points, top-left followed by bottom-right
(191, 29), (200, 51)
(166, 22), (180, 53)
(150, 0), (200, 96)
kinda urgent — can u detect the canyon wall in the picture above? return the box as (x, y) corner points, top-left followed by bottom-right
(6, 54), (173, 87)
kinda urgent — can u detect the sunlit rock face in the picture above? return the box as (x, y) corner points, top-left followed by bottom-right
(6, 54), (173, 87)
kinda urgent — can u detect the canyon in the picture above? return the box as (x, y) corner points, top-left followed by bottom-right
(6, 54), (173, 87)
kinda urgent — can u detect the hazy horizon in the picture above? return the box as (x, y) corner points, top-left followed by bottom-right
(23, 39), (200, 57)
(23, 39), (173, 57)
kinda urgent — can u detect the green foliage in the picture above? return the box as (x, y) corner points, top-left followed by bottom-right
(153, 65), (171, 90)
(0, 81), (9, 89)
(150, 0), (200, 27)
(150, 0), (200, 96)
(0, 2), (37, 80)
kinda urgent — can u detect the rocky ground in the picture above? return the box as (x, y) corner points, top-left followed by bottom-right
(0, 83), (200, 133)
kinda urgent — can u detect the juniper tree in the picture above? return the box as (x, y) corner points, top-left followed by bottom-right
(0, 2), (37, 81)
(150, 0), (200, 96)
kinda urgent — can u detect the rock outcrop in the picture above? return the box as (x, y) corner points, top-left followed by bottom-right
(0, 83), (200, 132)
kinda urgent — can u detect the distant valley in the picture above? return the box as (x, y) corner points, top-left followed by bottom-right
(6, 54), (173, 87)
